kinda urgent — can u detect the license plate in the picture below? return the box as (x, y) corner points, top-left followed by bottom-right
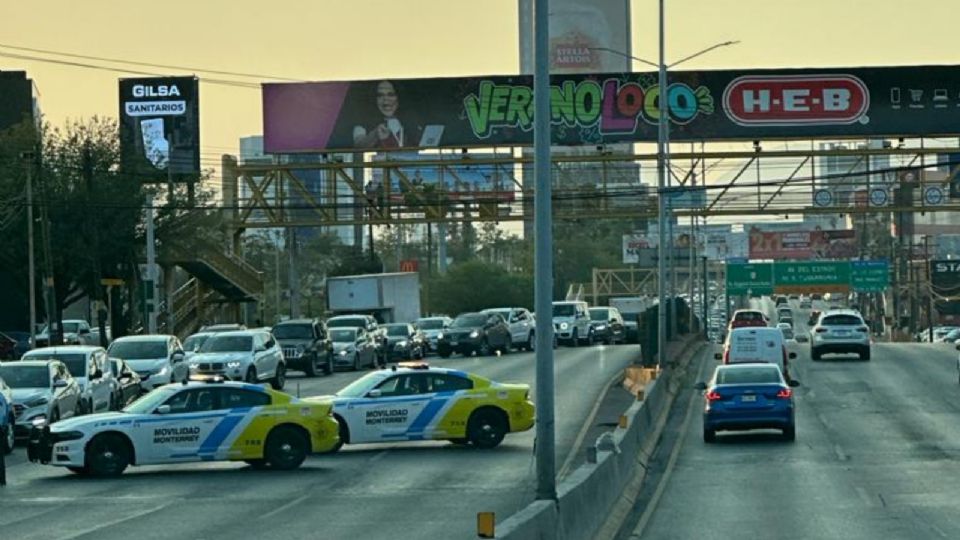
(741, 395), (757, 402)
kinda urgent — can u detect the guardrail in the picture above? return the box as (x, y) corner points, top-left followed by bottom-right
(492, 336), (705, 540)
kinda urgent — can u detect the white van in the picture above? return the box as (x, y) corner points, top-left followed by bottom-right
(716, 327), (797, 379)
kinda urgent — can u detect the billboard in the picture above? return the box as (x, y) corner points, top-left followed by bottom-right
(370, 153), (517, 202)
(262, 65), (960, 153)
(931, 260), (960, 297)
(0, 71), (35, 131)
(519, 0), (631, 74)
(119, 76), (200, 180)
(748, 228), (857, 260)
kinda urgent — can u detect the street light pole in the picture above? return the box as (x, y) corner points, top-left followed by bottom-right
(533, 0), (556, 501)
(656, 0), (669, 368)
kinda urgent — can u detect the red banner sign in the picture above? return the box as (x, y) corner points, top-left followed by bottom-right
(748, 229), (857, 260)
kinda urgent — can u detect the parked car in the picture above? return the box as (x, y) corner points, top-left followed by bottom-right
(1, 360), (81, 437)
(108, 357), (142, 407)
(0, 374), (13, 453)
(326, 315), (387, 365)
(481, 308), (536, 351)
(329, 327), (379, 371)
(22, 346), (114, 414)
(436, 312), (512, 357)
(189, 330), (286, 389)
(414, 316), (453, 353)
(811, 309), (871, 361)
(31, 320), (94, 348)
(697, 363), (799, 443)
(271, 318), (334, 377)
(588, 307), (626, 345)
(552, 301), (594, 346)
(107, 335), (188, 391)
(381, 323), (427, 361)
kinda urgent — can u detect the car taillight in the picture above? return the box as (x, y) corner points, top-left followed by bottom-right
(723, 349), (730, 364)
(856, 326), (868, 332)
(776, 388), (792, 399)
(706, 390), (722, 401)
(815, 328), (827, 333)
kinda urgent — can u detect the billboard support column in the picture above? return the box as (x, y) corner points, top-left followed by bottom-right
(533, 0), (556, 502)
(145, 194), (158, 334)
(656, 0), (669, 368)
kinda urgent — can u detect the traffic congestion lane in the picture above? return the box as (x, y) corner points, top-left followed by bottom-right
(628, 342), (960, 540)
(0, 343), (638, 540)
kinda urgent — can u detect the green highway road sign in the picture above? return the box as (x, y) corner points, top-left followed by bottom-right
(726, 263), (774, 296)
(851, 260), (890, 292)
(773, 261), (850, 294)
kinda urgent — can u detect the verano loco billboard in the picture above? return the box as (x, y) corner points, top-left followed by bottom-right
(263, 65), (960, 153)
(119, 76), (200, 180)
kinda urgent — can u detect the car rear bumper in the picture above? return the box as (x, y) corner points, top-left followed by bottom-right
(704, 410), (794, 432)
(812, 342), (869, 354)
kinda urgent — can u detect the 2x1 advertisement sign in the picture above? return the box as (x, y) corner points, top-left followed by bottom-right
(748, 229), (857, 260)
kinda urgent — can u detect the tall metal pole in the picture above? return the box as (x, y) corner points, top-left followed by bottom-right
(533, 0), (556, 501)
(288, 228), (301, 318)
(656, 0), (669, 367)
(145, 194), (158, 333)
(24, 153), (37, 344)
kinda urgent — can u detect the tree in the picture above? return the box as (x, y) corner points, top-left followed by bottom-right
(427, 260), (533, 316)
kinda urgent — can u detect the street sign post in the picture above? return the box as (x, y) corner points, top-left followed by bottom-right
(851, 260), (890, 292)
(726, 263), (774, 296)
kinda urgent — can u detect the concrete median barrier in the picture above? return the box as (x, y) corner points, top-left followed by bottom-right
(492, 336), (705, 540)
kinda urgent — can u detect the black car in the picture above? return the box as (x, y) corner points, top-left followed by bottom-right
(588, 307), (626, 345)
(271, 318), (334, 377)
(2, 331), (31, 358)
(436, 313), (512, 357)
(382, 323), (427, 361)
(109, 358), (142, 407)
(775, 296), (789, 306)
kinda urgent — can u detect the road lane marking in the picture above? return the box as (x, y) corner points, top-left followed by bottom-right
(257, 493), (311, 520)
(55, 501), (173, 540)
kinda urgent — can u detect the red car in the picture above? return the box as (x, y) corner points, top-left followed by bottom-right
(728, 309), (769, 330)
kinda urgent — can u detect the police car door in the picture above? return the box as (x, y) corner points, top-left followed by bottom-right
(135, 387), (226, 464)
(351, 374), (432, 443)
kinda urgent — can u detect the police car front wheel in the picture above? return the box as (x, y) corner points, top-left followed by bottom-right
(265, 426), (308, 470)
(86, 433), (132, 477)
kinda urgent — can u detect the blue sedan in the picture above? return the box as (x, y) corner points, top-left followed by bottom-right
(696, 363), (799, 443)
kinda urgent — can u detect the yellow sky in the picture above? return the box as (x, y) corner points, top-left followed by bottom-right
(5, 0), (960, 172)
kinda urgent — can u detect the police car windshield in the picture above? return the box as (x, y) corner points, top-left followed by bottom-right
(416, 319), (445, 330)
(272, 325), (313, 340)
(384, 325), (409, 337)
(336, 372), (388, 398)
(108, 340), (167, 360)
(200, 335), (252, 353)
(24, 353), (85, 378)
(123, 386), (178, 414)
(452, 314), (485, 328)
(553, 304), (575, 317)
(330, 329), (358, 342)
(589, 309), (609, 321)
(0, 365), (49, 388)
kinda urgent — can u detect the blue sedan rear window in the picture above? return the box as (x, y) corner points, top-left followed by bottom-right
(716, 367), (780, 385)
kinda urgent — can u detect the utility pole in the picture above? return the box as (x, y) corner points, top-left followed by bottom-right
(22, 152), (37, 344)
(145, 194), (159, 334)
(656, 0), (670, 365)
(288, 228), (301, 318)
(38, 159), (58, 345)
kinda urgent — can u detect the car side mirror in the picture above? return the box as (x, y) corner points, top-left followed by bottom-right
(91, 369), (103, 379)
(155, 404), (172, 415)
(788, 379), (801, 388)
(172, 352), (185, 363)
(255, 345), (266, 352)
(366, 389), (382, 398)
(788, 352), (797, 359)
(694, 382), (707, 391)
(714, 352), (722, 360)
(52, 379), (68, 388)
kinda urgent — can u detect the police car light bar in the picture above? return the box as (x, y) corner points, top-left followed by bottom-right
(187, 373), (226, 383)
(396, 361), (430, 370)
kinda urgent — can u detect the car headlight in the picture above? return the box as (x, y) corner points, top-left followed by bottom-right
(469, 331), (480, 338)
(437, 332), (444, 340)
(596, 324), (607, 331)
(25, 396), (49, 408)
(396, 340), (408, 348)
(52, 430), (84, 442)
(226, 361), (242, 369)
(188, 362), (199, 370)
(560, 323), (569, 330)
(30, 415), (47, 427)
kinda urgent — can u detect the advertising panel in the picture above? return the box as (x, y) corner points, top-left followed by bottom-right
(263, 65), (960, 153)
(748, 229), (857, 260)
(931, 259), (960, 296)
(370, 153), (516, 202)
(119, 76), (200, 180)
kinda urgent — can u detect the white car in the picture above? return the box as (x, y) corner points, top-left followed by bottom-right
(182, 332), (215, 362)
(31, 319), (94, 348)
(22, 346), (114, 414)
(811, 309), (871, 361)
(188, 330), (286, 389)
(776, 322), (795, 341)
(107, 335), (188, 391)
(552, 301), (593, 346)
(413, 317), (452, 353)
(1, 360), (82, 437)
(1, 374), (13, 453)
(481, 308), (536, 350)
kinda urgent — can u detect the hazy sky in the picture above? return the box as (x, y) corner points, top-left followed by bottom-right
(5, 0), (960, 176)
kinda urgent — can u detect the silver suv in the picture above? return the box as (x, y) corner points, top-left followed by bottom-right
(552, 301), (593, 346)
(189, 330), (286, 389)
(811, 309), (870, 361)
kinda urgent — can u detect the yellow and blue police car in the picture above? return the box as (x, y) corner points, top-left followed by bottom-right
(318, 362), (535, 450)
(27, 379), (339, 476)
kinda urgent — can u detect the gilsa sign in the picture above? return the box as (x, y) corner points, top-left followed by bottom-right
(263, 65), (960, 153)
(119, 76), (200, 180)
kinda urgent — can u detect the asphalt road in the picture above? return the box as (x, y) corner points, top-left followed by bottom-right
(0, 343), (638, 540)
(628, 300), (960, 539)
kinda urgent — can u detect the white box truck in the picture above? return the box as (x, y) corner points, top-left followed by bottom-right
(326, 272), (421, 323)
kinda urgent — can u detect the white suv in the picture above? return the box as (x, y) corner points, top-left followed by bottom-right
(189, 330), (286, 389)
(481, 308), (536, 351)
(552, 301), (593, 346)
(811, 309), (871, 361)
